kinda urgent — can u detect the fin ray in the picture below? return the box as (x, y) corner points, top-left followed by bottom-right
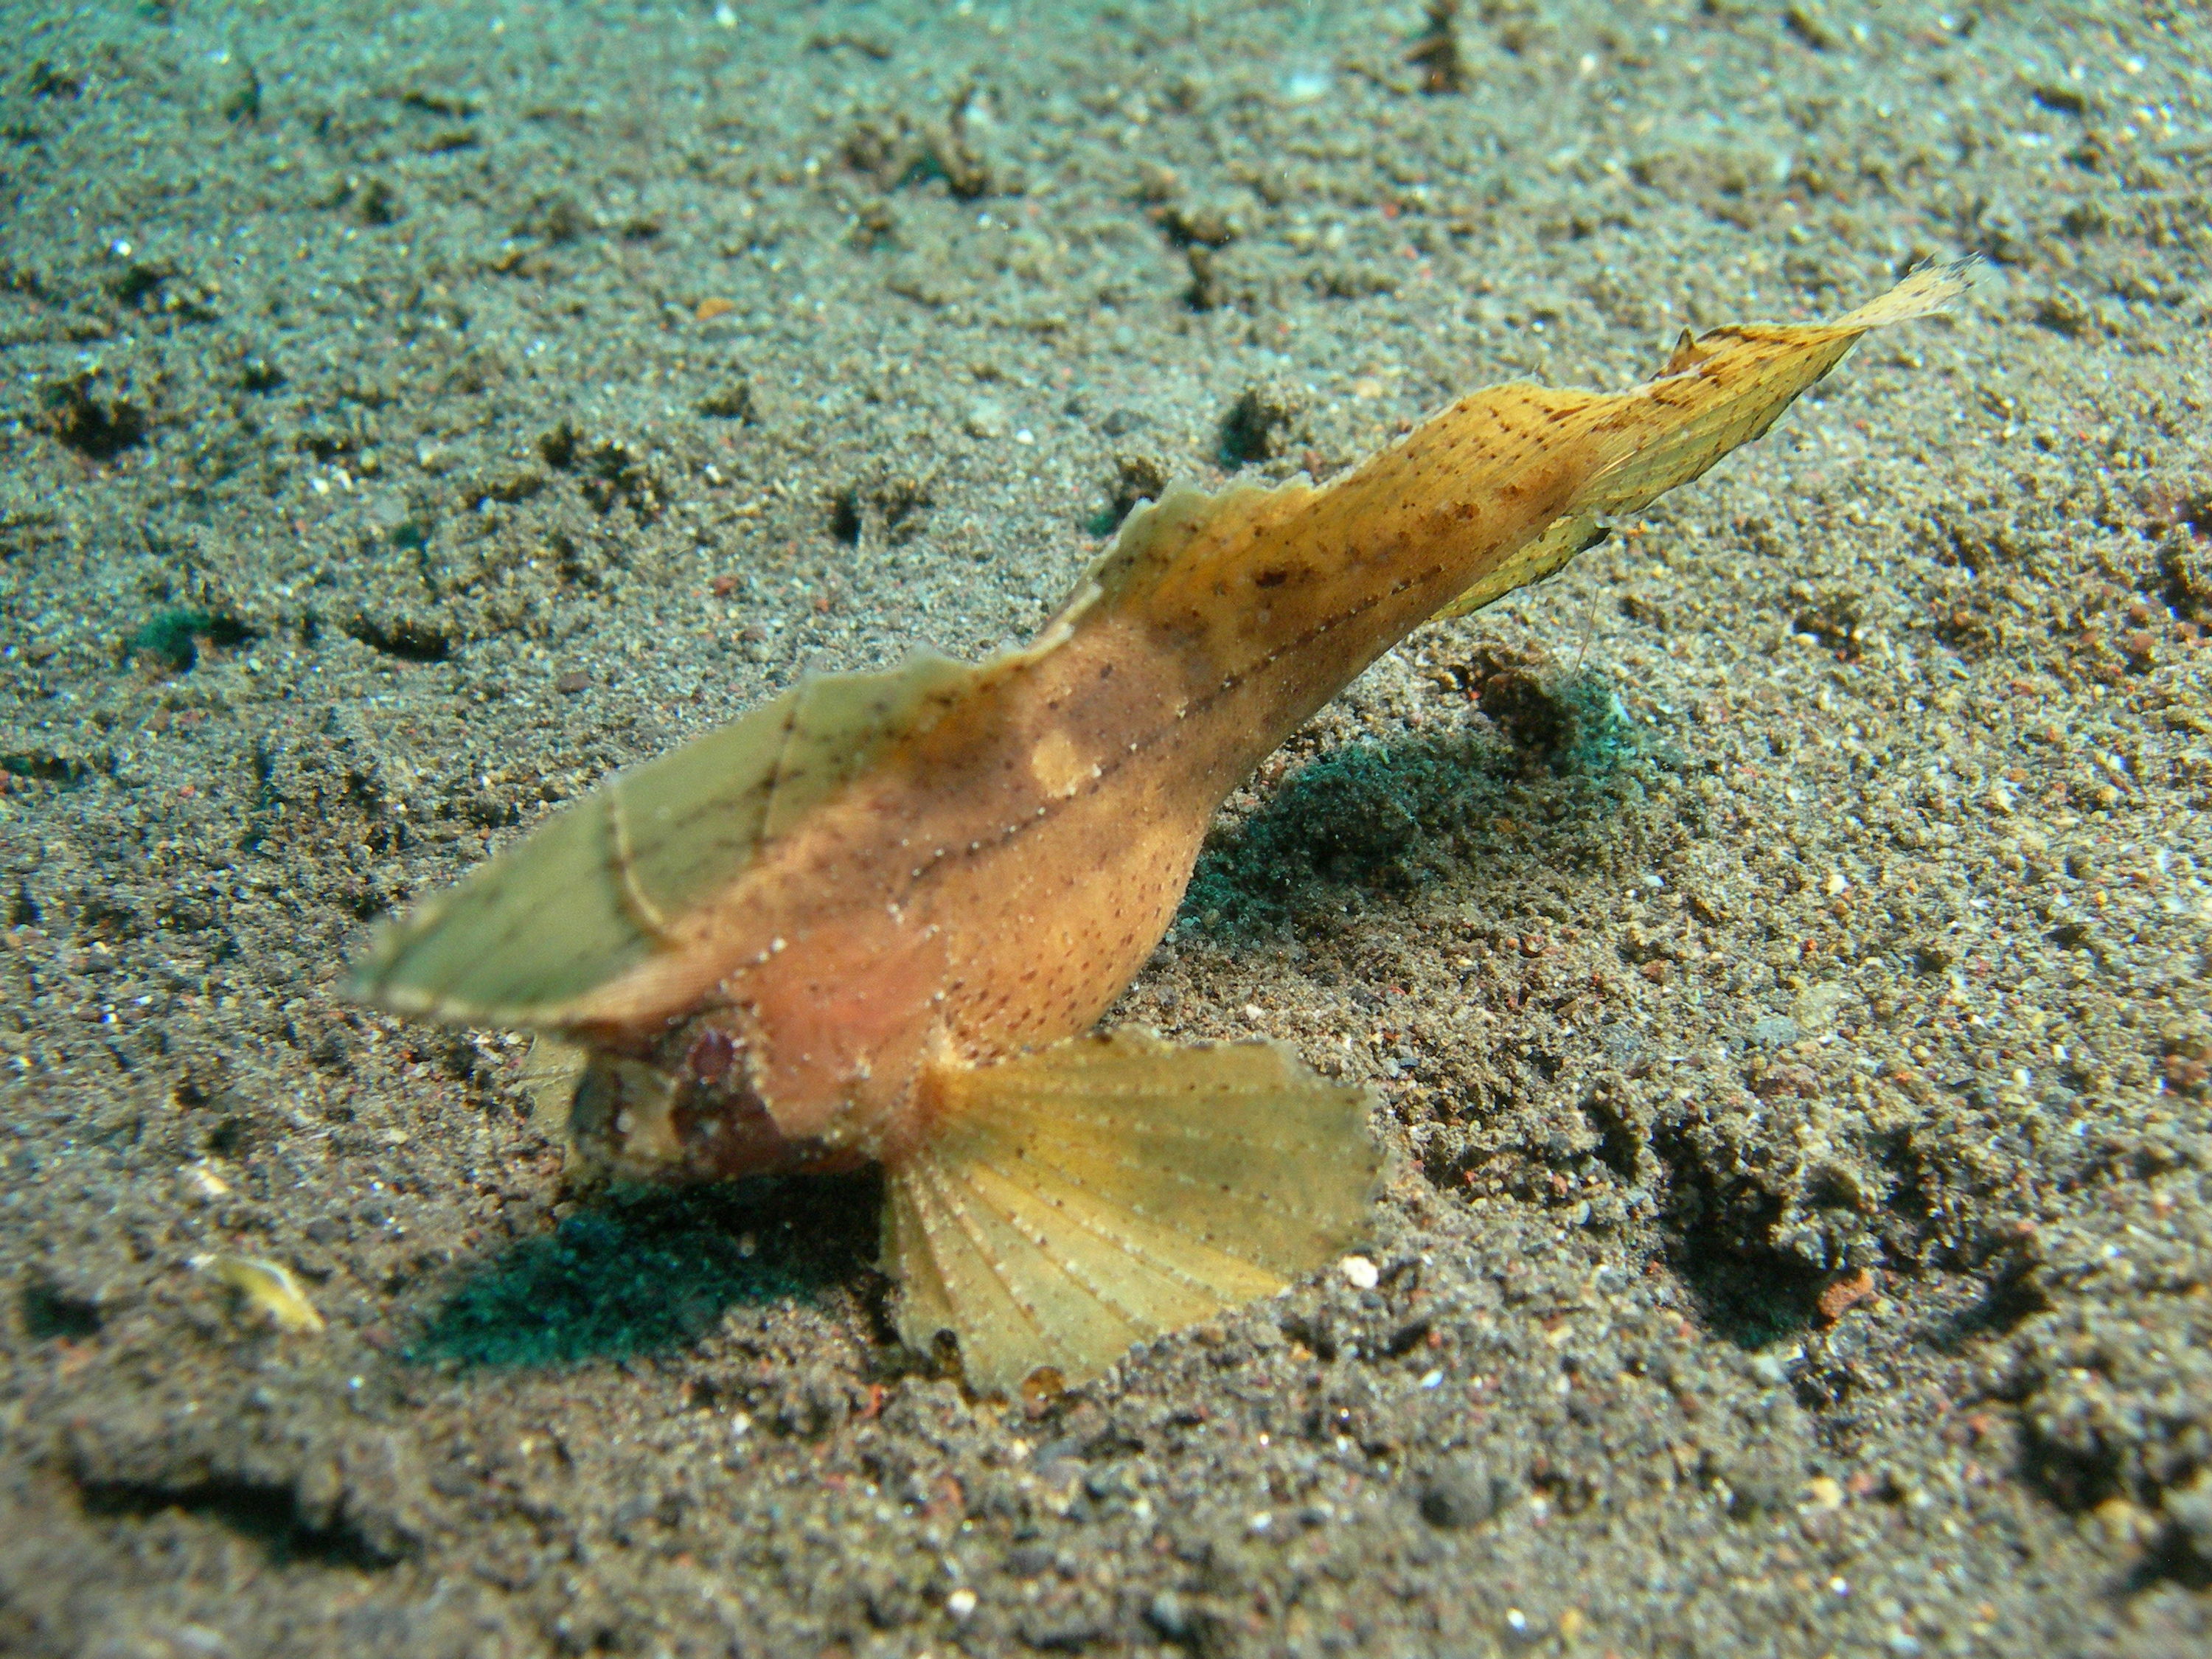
(518, 1036), (591, 1138)
(1435, 260), (1969, 620)
(885, 1029), (1376, 1394)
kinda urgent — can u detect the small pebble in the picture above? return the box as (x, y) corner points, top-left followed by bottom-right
(963, 398), (1009, 439)
(554, 671), (591, 694)
(1792, 981), (1848, 1032)
(1750, 1015), (1802, 1049)
(1816, 1267), (1880, 1325)
(945, 1587), (977, 1621)
(182, 1162), (230, 1199)
(1147, 1591), (1192, 1639)
(1340, 1254), (1379, 1290)
(1419, 1455), (1506, 1529)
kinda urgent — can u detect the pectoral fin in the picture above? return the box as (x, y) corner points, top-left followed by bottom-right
(883, 1028), (1377, 1395)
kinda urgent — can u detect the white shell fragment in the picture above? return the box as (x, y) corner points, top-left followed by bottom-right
(192, 1252), (325, 1334)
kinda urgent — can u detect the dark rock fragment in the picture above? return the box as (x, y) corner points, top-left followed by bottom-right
(1418, 1453), (1509, 1528)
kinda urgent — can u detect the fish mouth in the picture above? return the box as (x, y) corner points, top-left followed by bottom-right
(563, 1047), (863, 1184)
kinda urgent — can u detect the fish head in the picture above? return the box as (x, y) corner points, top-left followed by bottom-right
(561, 1017), (868, 1183)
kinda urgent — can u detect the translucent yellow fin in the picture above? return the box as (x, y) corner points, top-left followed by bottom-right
(1439, 260), (1971, 619)
(348, 649), (975, 1027)
(1433, 512), (1609, 622)
(884, 1028), (1377, 1394)
(1577, 260), (1968, 521)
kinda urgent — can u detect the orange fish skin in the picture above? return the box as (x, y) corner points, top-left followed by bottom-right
(559, 408), (1623, 1177)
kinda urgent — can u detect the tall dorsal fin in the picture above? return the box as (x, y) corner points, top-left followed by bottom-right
(1046, 270), (1968, 647)
(349, 649), (978, 1028)
(1040, 474), (1312, 637)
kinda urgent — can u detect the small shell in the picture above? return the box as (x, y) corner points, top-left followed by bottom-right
(193, 1253), (325, 1334)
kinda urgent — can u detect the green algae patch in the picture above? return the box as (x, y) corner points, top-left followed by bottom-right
(1548, 668), (1643, 775)
(125, 608), (255, 672)
(1, 749), (91, 786)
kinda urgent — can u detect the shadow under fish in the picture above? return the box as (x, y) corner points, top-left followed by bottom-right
(413, 1175), (880, 1371)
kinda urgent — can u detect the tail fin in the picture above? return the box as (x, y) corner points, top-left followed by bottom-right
(1433, 260), (1972, 620)
(884, 1029), (1377, 1395)
(1047, 265), (1969, 658)
(1572, 260), (1969, 525)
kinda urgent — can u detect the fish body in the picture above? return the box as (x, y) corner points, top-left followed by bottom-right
(354, 265), (1966, 1392)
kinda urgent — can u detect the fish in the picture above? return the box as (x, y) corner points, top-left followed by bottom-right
(350, 262), (1967, 1394)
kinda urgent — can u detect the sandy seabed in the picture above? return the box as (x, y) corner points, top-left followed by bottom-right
(1, 2), (2208, 1655)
